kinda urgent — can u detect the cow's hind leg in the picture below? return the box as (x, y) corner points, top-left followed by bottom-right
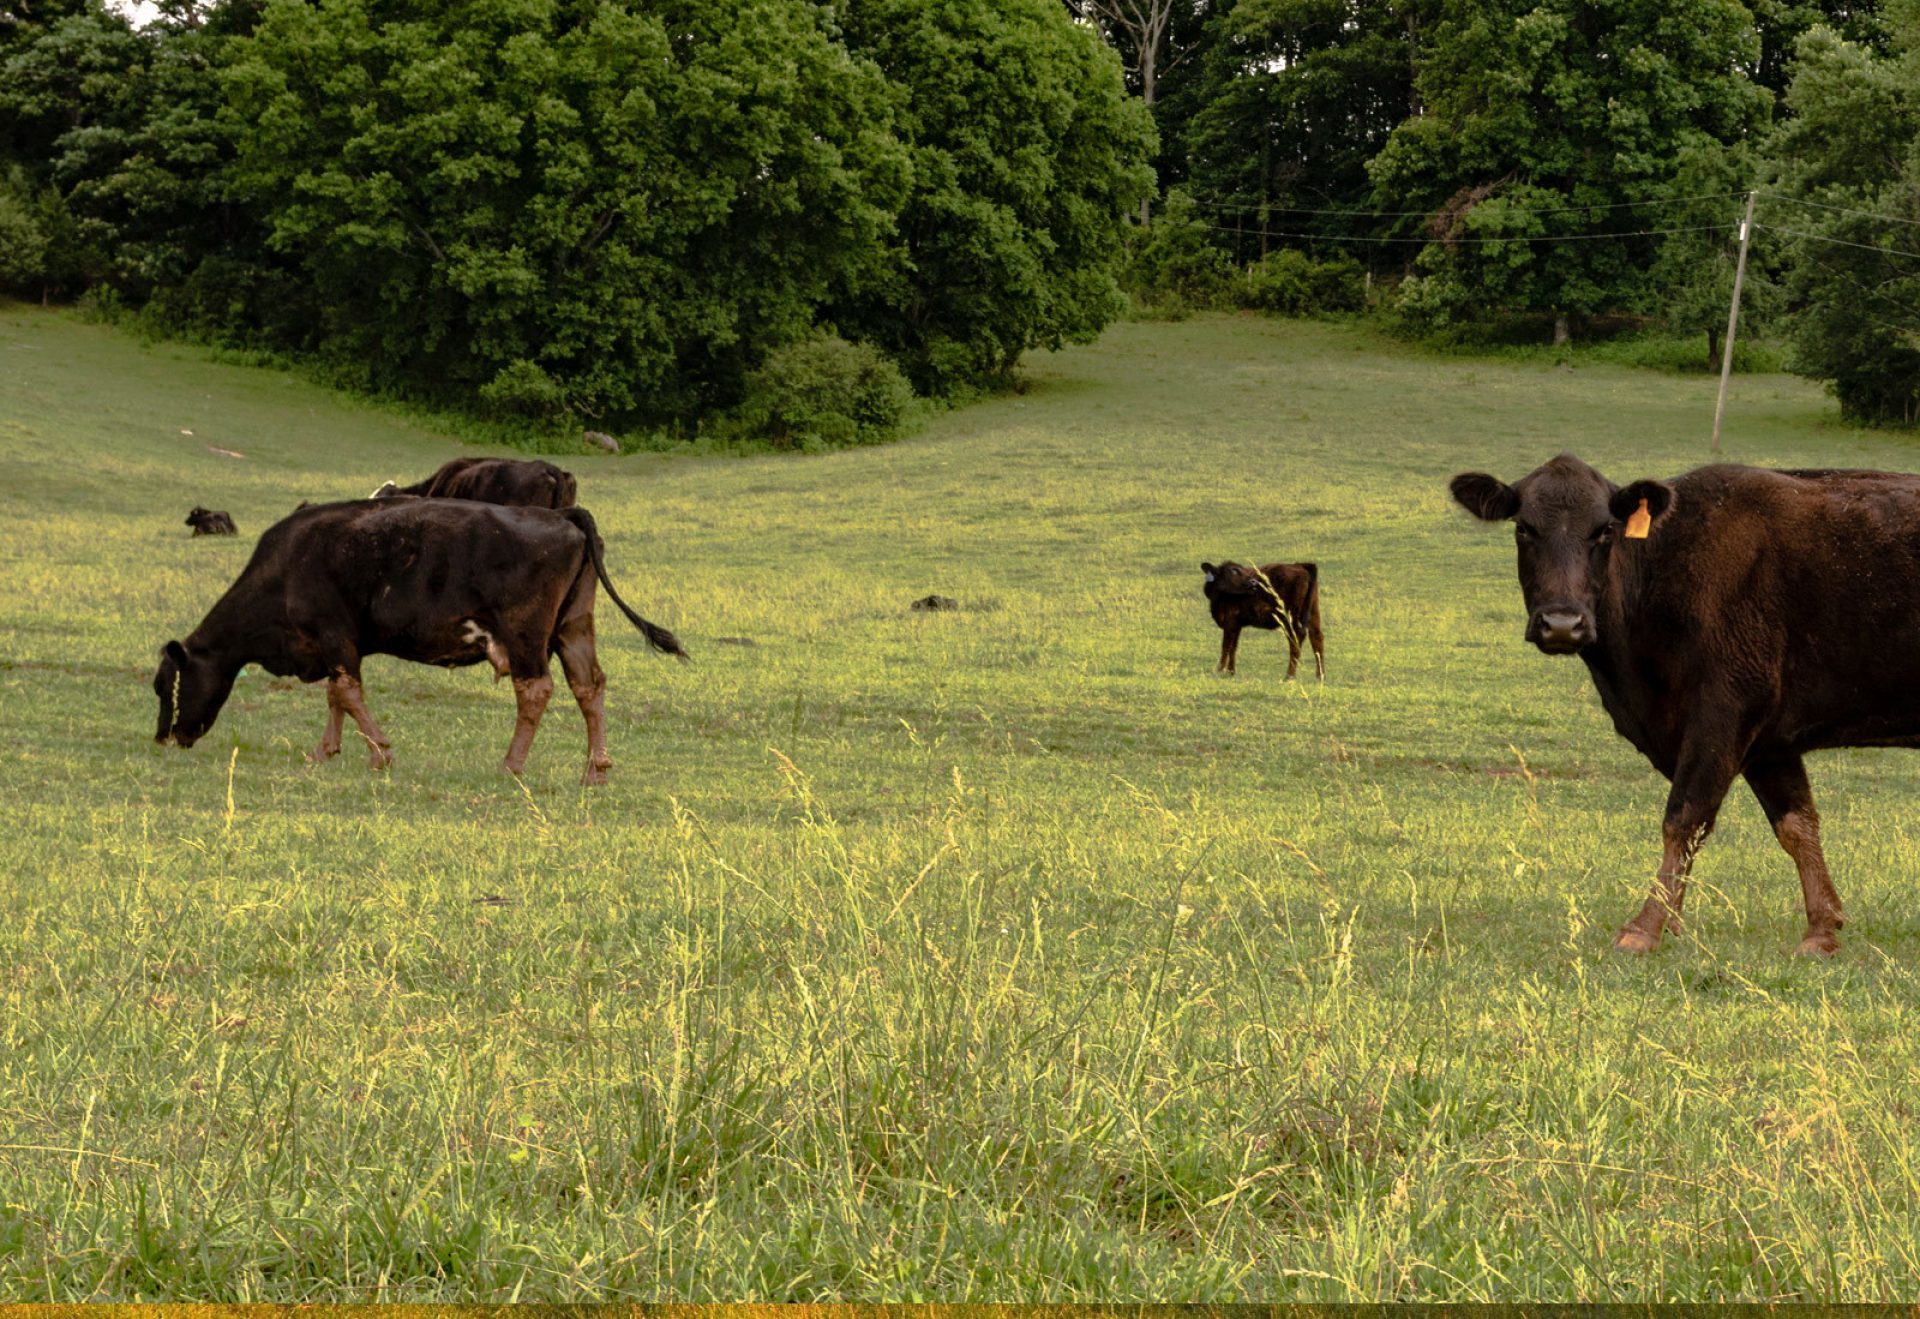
(1615, 740), (1739, 953)
(330, 667), (393, 770)
(1745, 755), (1845, 957)
(1308, 610), (1326, 680)
(1284, 626), (1302, 680)
(556, 615), (612, 786)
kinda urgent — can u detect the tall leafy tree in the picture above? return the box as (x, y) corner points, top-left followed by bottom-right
(220, 0), (909, 423)
(1183, 0), (1433, 262)
(835, 0), (1155, 393)
(1369, 0), (1772, 340)
(1765, 10), (1920, 423)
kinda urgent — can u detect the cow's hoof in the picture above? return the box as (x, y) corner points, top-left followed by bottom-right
(307, 743), (340, 764)
(501, 759), (524, 777)
(581, 765), (610, 787)
(1612, 927), (1660, 954)
(368, 748), (394, 771)
(1793, 931), (1840, 958)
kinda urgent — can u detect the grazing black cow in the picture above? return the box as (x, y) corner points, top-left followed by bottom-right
(1450, 452), (1920, 957)
(185, 507), (237, 536)
(152, 499), (686, 784)
(1201, 560), (1324, 678)
(373, 457), (577, 509)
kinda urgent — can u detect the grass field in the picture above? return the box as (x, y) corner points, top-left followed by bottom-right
(4, 304), (1920, 1300)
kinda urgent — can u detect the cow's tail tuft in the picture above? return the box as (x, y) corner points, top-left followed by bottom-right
(562, 507), (689, 662)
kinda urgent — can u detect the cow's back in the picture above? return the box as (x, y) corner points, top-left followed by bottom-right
(1631, 465), (1920, 748)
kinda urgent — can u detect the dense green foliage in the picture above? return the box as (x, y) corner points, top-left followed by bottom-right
(1763, 9), (1920, 423)
(835, 0), (1155, 394)
(1368, 0), (1770, 327)
(11, 306), (1920, 1299)
(736, 331), (915, 449)
(0, 0), (1150, 434)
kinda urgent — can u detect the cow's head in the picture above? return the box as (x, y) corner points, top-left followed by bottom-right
(185, 507), (209, 527)
(1450, 454), (1674, 654)
(152, 639), (234, 748)
(1201, 561), (1262, 601)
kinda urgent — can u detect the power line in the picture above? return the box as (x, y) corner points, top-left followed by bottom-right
(1183, 189), (1750, 220)
(1759, 193), (1920, 229)
(1755, 221), (1920, 263)
(1195, 221), (1735, 245)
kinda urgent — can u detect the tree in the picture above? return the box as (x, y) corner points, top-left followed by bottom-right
(1067, 0), (1214, 218)
(834, 0), (1155, 394)
(1765, 14), (1920, 424)
(219, 0), (909, 423)
(1368, 0), (1773, 341)
(1183, 0), (1434, 262)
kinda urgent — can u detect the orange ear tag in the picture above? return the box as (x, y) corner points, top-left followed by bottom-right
(1624, 498), (1651, 539)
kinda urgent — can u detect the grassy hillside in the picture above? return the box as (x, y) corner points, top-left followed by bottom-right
(2, 305), (1917, 1300)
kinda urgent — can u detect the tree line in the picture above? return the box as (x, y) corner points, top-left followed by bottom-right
(1080, 0), (1918, 426)
(4, 0), (1918, 432)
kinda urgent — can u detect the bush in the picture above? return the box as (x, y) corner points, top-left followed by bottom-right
(1240, 250), (1366, 315)
(739, 334), (915, 450)
(1124, 190), (1236, 313)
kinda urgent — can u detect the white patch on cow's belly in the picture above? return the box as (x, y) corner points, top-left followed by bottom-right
(462, 619), (511, 675)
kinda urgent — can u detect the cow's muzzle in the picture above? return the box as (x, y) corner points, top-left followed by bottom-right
(1526, 608), (1594, 654)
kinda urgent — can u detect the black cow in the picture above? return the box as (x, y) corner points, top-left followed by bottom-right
(185, 507), (237, 536)
(1450, 453), (1920, 957)
(1201, 560), (1324, 678)
(373, 457), (577, 509)
(152, 499), (686, 784)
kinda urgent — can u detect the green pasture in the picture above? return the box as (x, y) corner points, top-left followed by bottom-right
(3, 305), (1919, 1300)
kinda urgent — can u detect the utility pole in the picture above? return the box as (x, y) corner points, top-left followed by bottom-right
(1710, 190), (1759, 456)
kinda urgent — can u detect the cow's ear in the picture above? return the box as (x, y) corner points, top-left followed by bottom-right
(163, 640), (189, 665)
(1450, 472), (1520, 522)
(1201, 562), (1217, 582)
(1609, 480), (1675, 528)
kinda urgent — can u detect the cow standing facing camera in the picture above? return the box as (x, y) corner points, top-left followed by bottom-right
(1201, 560), (1324, 678)
(152, 498), (685, 785)
(1451, 452), (1920, 958)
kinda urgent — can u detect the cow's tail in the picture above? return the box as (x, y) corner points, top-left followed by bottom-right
(562, 507), (689, 662)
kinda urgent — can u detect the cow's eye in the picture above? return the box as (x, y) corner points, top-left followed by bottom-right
(1514, 524), (1538, 542)
(1588, 525), (1612, 544)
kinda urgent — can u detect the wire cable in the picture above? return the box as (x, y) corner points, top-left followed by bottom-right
(1759, 193), (1920, 229)
(1196, 221), (1736, 245)
(1183, 189), (1751, 220)
(1754, 221), (1920, 263)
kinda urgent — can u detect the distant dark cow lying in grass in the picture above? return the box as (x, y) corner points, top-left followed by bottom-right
(1451, 452), (1920, 957)
(153, 499), (685, 784)
(1201, 560), (1324, 678)
(185, 507), (237, 536)
(373, 457), (577, 508)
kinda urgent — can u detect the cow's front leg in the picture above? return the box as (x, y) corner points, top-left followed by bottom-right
(503, 673), (554, 775)
(1216, 626), (1236, 673)
(330, 669), (393, 770)
(1745, 755), (1845, 957)
(1615, 743), (1738, 953)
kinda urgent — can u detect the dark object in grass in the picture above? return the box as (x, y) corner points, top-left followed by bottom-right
(185, 507), (237, 536)
(1201, 561), (1324, 678)
(911, 594), (959, 611)
(372, 457), (577, 509)
(152, 500), (685, 786)
(1450, 452), (1920, 960)
(716, 636), (758, 646)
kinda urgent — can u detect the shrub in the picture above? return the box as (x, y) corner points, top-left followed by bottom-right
(1124, 190), (1236, 313)
(739, 334), (915, 450)
(1241, 250), (1366, 315)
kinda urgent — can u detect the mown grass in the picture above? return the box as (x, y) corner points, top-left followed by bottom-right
(3, 304), (1920, 1300)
